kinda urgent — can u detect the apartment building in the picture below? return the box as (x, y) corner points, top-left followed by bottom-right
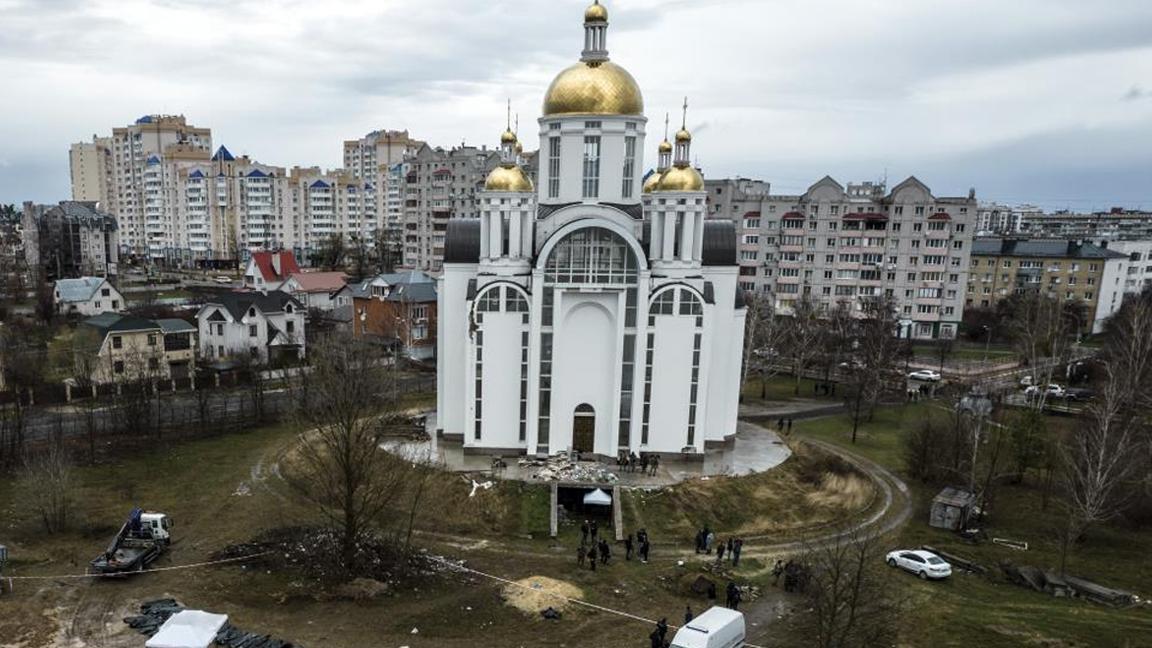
(1019, 209), (1152, 240)
(401, 144), (501, 271)
(343, 129), (423, 234)
(975, 202), (1042, 236)
(966, 238), (1128, 334)
(1094, 239), (1152, 295)
(69, 138), (114, 206)
(22, 201), (119, 280)
(707, 176), (977, 340)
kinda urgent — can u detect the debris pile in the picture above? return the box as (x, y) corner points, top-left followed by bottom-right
(519, 456), (619, 483)
(124, 599), (298, 648)
(1000, 561), (1136, 607)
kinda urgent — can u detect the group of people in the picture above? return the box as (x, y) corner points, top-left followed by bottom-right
(578, 521), (652, 571)
(693, 527), (744, 568)
(645, 581), (743, 647)
(617, 450), (660, 476)
(775, 417), (795, 434)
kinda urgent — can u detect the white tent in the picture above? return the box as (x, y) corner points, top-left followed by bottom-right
(583, 488), (612, 506)
(145, 610), (229, 648)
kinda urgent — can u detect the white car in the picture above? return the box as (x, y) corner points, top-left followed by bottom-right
(908, 369), (941, 382)
(1019, 375), (1034, 387)
(214, 275), (233, 285)
(886, 549), (952, 580)
(1024, 383), (1064, 398)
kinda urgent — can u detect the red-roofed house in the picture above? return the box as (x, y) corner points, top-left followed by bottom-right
(282, 272), (348, 311)
(243, 251), (301, 291)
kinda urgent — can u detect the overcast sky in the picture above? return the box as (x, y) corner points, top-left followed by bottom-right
(2, 0), (1151, 211)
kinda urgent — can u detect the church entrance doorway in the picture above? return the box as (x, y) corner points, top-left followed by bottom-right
(573, 404), (595, 455)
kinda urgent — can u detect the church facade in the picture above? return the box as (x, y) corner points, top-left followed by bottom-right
(436, 1), (745, 458)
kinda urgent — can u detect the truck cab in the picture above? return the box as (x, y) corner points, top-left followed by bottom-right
(138, 513), (172, 544)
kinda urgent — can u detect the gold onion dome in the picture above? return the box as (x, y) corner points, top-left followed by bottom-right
(515, 140), (524, 154)
(658, 139), (673, 153)
(500, 129), (518, 144)
(485, 165), (534, 192)
(653, 166), (704, 192)
(584, 1), (608, 22)
(675, 127), (692, 142)
(642, 171), (665, 194)
(542, 61), (643, 116)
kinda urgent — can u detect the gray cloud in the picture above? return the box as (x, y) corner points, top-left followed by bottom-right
(2, 0), (1151, 212)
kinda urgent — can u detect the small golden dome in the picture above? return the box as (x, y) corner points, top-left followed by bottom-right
(485, 165), (534, 192)
(653, 165), (704, 192)
(500, 129), (517, 145)
(584, 1), (608, 23)
(657, 139), (673, 153)
(675, 128), (692, 142)
(642, 171), (665, 194)
(542, 61), (643, 116)
(515, 141), (524, 154)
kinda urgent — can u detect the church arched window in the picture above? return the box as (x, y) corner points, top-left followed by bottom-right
(544, 226), (639, 285)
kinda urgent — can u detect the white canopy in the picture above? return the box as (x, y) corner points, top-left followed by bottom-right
(583, 488), (612, 506)
(146, 610), (229, 648)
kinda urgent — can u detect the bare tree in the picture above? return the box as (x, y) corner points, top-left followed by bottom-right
(288, 336), (409, 570)
(1001, 292), (1081, 410)
(740, 292), (786, 400)
(843, 297), (903, 442)
(1059, 291), (1152, 567)
(784, 296), (824, 396)
(801, 527), (903, 648)
(22, 439), (76, 533)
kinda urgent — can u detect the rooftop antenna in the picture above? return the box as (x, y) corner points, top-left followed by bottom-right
(505, 98), (511, 131)
(663, 112), (669, 141)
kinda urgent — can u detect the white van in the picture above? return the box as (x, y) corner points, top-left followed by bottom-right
(670, 606), (745, 648)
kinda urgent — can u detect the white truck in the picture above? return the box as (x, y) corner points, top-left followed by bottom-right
(89, 508), (172, 576)
(670, 606), (746, 648)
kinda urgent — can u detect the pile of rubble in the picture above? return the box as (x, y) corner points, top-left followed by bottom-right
(124, 599), (298, 648)
(519, 456), (619, 483)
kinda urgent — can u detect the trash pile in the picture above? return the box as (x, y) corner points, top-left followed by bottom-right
(519, 456), (619, 483)
(124, 599), (298, 648)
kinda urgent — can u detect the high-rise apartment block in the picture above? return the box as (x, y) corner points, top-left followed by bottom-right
(69, 138), (114, 206)
(706, 176), (977, 340)
(21, 201), (119, 280)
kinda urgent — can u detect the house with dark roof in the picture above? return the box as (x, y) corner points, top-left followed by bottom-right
(77, 313), (197, 384)
(195, 290), (305, 365)
(54, 276), (124, 316)
(345, 270), (437, 360)
(243, 250), (301, 291)
(967, 237), (1130, 333)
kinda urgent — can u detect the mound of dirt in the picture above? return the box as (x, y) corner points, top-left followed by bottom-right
(335, 577), (393, 600)
(805, 472), (873, 510)
(501, 576), (584, 614)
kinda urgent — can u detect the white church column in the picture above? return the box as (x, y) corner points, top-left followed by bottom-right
(680, 212), (695, 262)
(650, 212), (663, 261)
(694, 211), (705, 260)
(662, 210), (676, 260)
(489, 208), (502, 258)
(480, 211), (490, 260)
(510, 208), (522, 258)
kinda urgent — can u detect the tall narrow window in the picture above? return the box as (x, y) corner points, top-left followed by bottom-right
(582, 136), (601, 199)
(548, 137), (561, 199)
(621, 136), (636, 198)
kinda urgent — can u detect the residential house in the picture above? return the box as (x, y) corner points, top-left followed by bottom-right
(55, 276), (124, 316)
(282, 271), (348, 311)
(243, 250), (300, 291)
(348, 270), (436, 360)
(196, 290), (306, 365)
(78, 313), (196, 385)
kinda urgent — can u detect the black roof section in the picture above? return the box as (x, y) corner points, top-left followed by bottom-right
(972, 238), (1128, 259)
(701, 220), (737, 266)
(82, 313), (161, 336)
(201, 290), (301, 320)
(444, 219), (481, 264)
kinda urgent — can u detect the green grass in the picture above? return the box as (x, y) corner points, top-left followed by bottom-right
(742, 374), (838, 402)
(794, 404), (1152, 647)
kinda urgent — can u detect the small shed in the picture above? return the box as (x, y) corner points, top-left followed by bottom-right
(929, 487), (976, 531)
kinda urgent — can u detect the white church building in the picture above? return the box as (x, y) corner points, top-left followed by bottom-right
(436, 1), (745, 459)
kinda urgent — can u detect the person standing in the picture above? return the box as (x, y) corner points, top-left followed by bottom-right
(640, 454), (649, 475)
(725, 581), (738, 609)
(732, 538), (743, 567)
(726, 538), (734, 556)
(599, 539), (610, 565)
(587, 543), (598, 571)
(684, 606), (694, 625)
(580, 520), (589, 545)
(772, 559), (784, 585)
(656, 618), (669, 645)
(705, 530), (715, 554)
(640, 538), (650, 563)
(649, 454), (660, 476)
(649, 629), (662, 648)
(787, 417), (793, 433)
(694, 529), (704, 554)
(731, 584), (743, 611)
(577, 544), (586, 567)
(716, 539), (726, 564)
(624, 533), (634, 561)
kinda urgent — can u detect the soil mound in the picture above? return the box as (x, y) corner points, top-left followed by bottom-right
(502, 576), (583, 614)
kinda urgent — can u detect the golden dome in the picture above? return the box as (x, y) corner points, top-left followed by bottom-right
(500, 129), (517, 145)
(515, 140), (524, 154)
(542, 61), (643, 116)
(653, 165), (704, 192)
(585, 1), (608, 22)
(675, 128), (692, 142)
(657, 139), (673, 153)
(484, 165), (534, 192)
(642, 171), (665, 194)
